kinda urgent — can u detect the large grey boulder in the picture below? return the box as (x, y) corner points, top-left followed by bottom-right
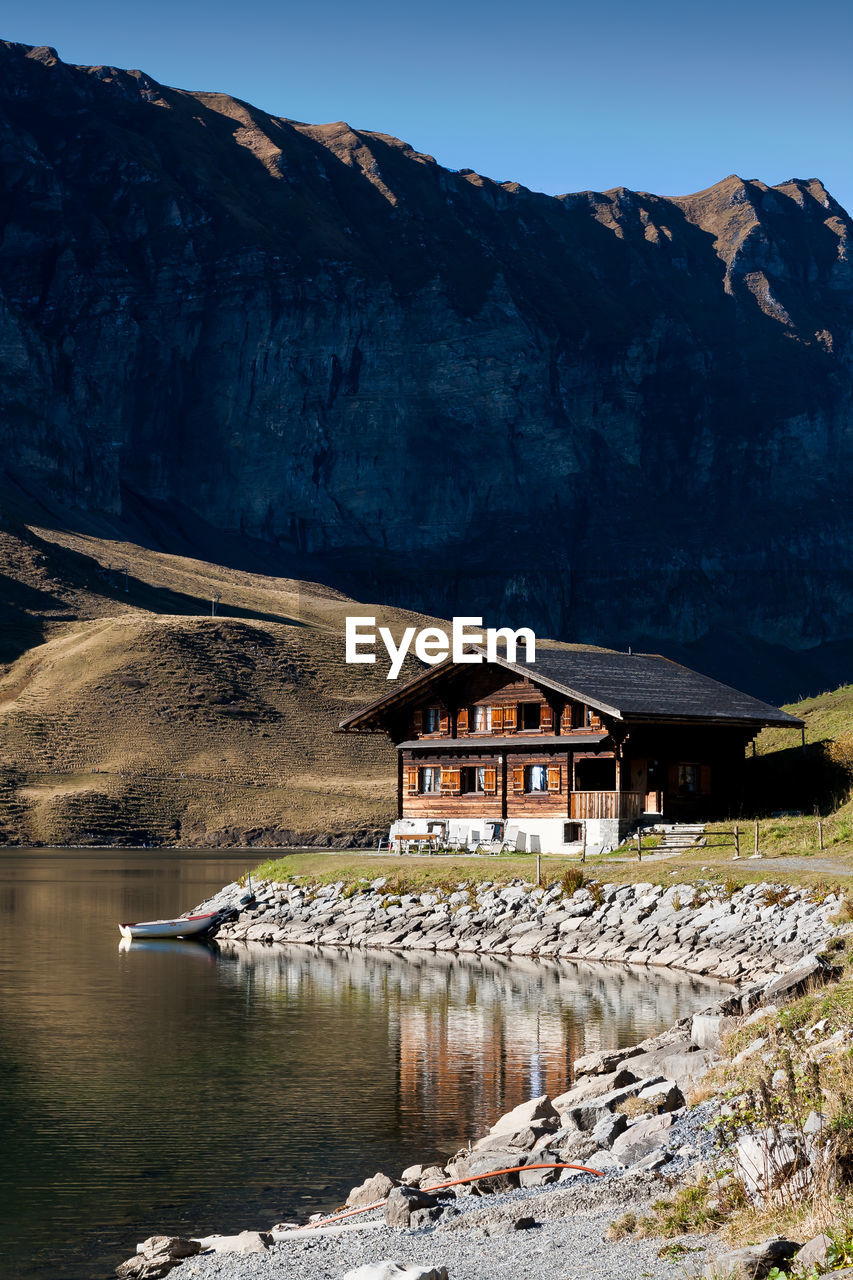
(734, 1128), (809, 1197)
(551, 1066), (639, 1110)
(445, 1149), (523, 1193)
(418, 1166), (447, 1190)
(115, 1237), (200, 1279)
(611, 1112), (675, 1164)
(635, 1079), (684, 1113)
(557, 1076), (666, 1132)
(793, 1234), (831, 1271)
(384, 1186), (441, 1228)
(473, 1123), (555, 1153)
(703, 1238), (799, 1279)
(488, 1094), (560, 1138)
(763, 956), (832, 1004)
(572, 1045), (643, 1077)
(203, 1231), (271, 1254)
(591, 1112), (627, 1149)
(346, 1172), (396, 1208)
(691, 1013), (738, 1049)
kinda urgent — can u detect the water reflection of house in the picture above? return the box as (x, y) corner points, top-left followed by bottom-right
(398, 1003), (580, 1127)
(340, 648), (801, 854)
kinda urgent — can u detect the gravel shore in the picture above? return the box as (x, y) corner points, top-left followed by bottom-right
(169, 1173), (720, 1280)
(148, 877), (838, 1280)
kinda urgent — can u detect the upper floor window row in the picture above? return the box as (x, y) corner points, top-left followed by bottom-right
(413, 701), (603, 735)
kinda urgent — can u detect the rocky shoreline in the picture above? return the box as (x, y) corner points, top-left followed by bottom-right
(201, 874), (840, 984)
(116, 874), (845, 1280)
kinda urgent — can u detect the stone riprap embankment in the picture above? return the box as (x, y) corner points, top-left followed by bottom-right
(198, 877), (840, 983)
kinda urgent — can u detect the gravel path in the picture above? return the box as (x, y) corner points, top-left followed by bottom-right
(168, 1171), (721, 1280)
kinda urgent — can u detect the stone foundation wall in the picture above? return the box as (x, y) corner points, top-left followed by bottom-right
(200, 877), (841, 984)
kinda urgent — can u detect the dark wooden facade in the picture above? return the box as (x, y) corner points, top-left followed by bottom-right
(339, 648), (802, 836)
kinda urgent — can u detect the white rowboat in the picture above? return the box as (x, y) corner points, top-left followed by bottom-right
(118, 911), (219, 940)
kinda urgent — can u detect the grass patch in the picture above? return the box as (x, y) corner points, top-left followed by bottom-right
(251, 851), (584, 893)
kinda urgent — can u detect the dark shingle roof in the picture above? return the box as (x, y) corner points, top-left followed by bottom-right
(502, 649), (802, 726)
(338, 646), (802, 731)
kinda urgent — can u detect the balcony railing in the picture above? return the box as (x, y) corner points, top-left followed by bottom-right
(570, 790), (642, 820)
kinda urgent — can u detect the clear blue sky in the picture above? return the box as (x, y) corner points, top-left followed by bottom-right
(4, 0), (852, 213)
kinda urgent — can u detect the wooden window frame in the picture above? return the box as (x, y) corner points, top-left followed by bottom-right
(423, 705), (441, 734)
(519, 702), (541, 732)
(419, 766), (442, 795)
(523, 764), (549, 794)
(471, 705), (492, 733)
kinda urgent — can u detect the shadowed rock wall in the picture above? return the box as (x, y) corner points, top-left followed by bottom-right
(1, 41), (851, 695)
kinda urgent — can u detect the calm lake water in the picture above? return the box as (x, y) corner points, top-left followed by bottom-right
(0, 850), (729, 1280)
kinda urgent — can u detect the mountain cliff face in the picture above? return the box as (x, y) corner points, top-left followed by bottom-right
(1, 40), (851, 696)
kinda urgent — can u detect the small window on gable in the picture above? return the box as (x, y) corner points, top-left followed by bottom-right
(423, 706), (441, 733)
(520, 703), (541, 731)
(563, 821), (583, 844)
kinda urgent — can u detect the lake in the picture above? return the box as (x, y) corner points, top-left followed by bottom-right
(0, 849), (729, 1279)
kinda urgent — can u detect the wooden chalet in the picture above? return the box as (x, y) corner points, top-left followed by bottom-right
(339, 648), (802, 854)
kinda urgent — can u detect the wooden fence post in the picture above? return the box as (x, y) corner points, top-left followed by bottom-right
(733, 823), (740, 859)
(636, 830), (642, 862)
(754, 820), (759, 858)
(818, 819), (824, 852)
(581, 824), (586, 864)
(536, 851), (541, 885)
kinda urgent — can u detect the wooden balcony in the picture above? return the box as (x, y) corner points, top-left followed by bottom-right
(570, 790), (642, 820)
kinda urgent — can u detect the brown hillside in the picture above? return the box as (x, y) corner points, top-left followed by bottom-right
(0, 518), (430, 846)
(0, 513), (618, 847)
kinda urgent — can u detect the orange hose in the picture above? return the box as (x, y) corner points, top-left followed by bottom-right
(296, 1162), (605, 1231)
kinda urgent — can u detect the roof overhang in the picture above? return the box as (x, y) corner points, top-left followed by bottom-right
(337, 649), (803, 733)
(396, 733), (609, 750)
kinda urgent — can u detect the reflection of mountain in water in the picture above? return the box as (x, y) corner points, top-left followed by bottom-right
(215, 943), (727, 1140)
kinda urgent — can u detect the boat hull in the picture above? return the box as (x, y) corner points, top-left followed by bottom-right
(118, 912), (218, 940)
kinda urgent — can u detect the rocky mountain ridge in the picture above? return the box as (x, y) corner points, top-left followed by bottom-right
(1, 40), (852, 697)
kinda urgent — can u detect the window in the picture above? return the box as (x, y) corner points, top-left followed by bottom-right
(563, 822), (583, 844)
(423, 706), (443, 733)
(471, 705), (492, 732)
(462, 766), (486, 793)
(524, 764), (548, 792)
(520, 703), (541, 730)
(419, 767), (441, 794)
(677, 764), (699, 796)
(460, 766), (497, 794)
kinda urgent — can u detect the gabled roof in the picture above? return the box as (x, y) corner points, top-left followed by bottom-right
(338, 647), (803, 731)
